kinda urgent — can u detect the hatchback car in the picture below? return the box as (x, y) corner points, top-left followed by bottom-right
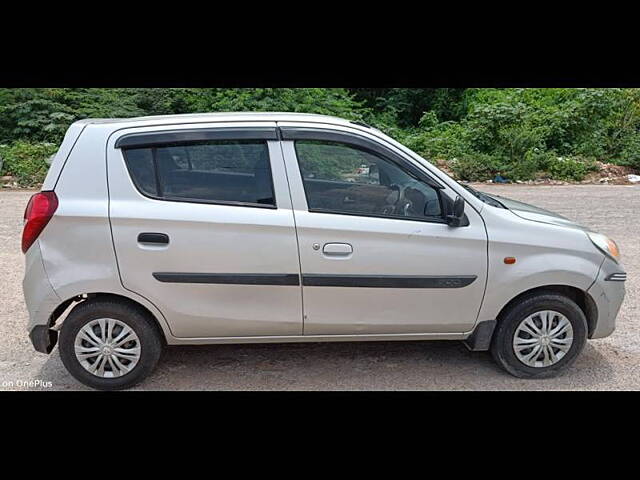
(22, 112), (626, 390)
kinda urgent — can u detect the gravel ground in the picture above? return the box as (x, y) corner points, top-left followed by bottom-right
(1, 185), (638, 391)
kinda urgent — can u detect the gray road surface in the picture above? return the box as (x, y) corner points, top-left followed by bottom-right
(1, 185), (638, 390)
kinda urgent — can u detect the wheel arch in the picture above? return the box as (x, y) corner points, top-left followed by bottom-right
(50, 292), (170, 343)
(495, 285), (598, 338)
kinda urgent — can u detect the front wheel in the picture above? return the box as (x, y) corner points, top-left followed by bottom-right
(490, 292), (588, 378)
(59, 300), (163, 390)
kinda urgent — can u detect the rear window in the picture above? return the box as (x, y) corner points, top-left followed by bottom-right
(121, 140), (275, 207)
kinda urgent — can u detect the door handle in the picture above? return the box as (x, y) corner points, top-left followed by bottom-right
(138, 232), (169, 245)
(323, 243), (353, 256)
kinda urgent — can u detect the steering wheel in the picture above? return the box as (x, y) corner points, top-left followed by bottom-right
(386, 183), (413, 216)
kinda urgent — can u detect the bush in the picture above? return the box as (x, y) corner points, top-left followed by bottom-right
(503, 152), (538, 180)
(0, 141), (58, 187)
(185, 88), (365, 121)
(545, 156), (597, 181)
(403, 119), (471, 162)
(500, 149), (555, 181)
(450, 153), (502, 181)
(616, 131), (640, 170)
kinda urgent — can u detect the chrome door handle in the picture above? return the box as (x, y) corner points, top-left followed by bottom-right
(322, 243), (353, 256)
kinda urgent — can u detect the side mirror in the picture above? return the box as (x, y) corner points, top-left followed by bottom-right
(446, 195), (465, 227)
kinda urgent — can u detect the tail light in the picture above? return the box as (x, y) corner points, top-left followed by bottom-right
(22, 191), (58, 253)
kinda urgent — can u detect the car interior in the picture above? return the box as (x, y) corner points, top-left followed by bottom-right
(296, 142), (442, 219)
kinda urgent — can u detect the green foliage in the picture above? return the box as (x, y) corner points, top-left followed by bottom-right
(403, 119), (471, 161)
(616, 132), (640, 169)
(184, 88), (364, 120)
(0, 141), (59, 186)
(353, 88), (467, 126)
(400, 88), (640, 181)
(0, 89), (75, 142)
(545, 156), (597, 181)
(0, 88), (638, 186)
(450, 153), (501, 182)
(505, 149), (545, 181)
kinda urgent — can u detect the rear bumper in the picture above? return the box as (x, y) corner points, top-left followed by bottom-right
(29, 325), (58, 354)
(23, 242), (61, 352)
(587, 256), (626, 339)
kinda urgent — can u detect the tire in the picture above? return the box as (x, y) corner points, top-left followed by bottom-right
(490, 292), (588, 379)
(59, 299), (163, 390)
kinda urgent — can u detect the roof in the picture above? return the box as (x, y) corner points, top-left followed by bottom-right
(74, 112), (361, 128)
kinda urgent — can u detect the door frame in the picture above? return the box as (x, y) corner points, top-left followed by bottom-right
(277, 121), (489, 336)
(107, 121), (305, 338)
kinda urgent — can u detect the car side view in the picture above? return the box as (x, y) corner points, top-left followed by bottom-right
(22, 113), (626, 390)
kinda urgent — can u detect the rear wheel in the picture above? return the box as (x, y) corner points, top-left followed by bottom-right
(490, 292), (588, 378)
(59, 300), (163, 390)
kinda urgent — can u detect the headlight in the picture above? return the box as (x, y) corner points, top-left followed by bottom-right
(587, 232), (620, 262)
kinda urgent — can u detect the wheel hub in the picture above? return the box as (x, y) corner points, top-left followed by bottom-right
(74, 318), (141, 378)
(512, 310), (574, 368)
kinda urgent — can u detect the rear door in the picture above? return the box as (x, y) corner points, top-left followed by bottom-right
(107, 123), (303, 338)
(280, 124), (488, 335)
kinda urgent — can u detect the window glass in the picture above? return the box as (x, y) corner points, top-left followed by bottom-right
(123, 148), (157, 196)
(123, 140), (275, 206)
(295, 140), (442, 219)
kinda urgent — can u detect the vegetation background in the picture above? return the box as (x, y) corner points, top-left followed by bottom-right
(1, 88), (639, 186)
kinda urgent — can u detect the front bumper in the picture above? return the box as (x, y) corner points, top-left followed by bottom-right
(587, 256), (626, 339)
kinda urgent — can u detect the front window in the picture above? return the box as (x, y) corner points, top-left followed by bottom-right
(295, 140), (442, 220)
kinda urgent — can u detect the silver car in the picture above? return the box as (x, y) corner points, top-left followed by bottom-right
(22, 113), (626, 390)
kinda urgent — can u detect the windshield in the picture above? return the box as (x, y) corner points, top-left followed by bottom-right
(459, 184), (506, 208)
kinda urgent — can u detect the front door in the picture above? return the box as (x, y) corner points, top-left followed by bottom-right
(107, 124), (303, 338)
(280, 127), (488, 335)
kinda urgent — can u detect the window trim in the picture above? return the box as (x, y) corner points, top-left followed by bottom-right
(289, 130), (447, 224)
(115, 127), (279, 149)
(120, 137), (278, 210)
(281, 127), (445, 190)
(305, 207), (448, 224)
